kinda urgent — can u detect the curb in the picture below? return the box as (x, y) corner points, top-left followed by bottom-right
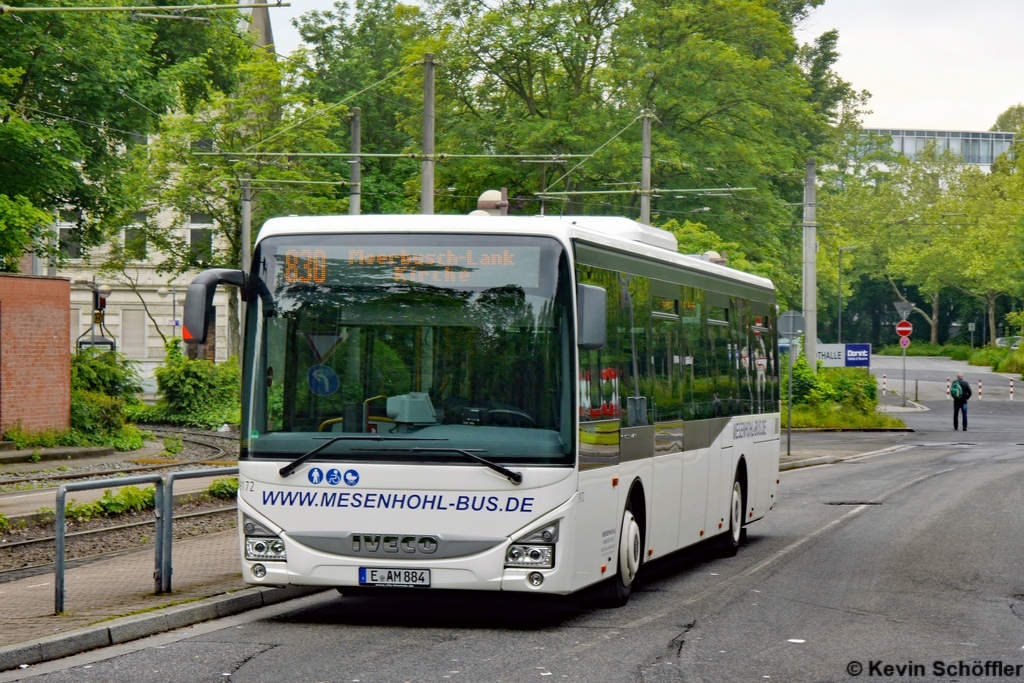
(786, 428), (916, 433)
(779, 444), (912, 472)
(0, 585), (325, 672)
(0, 447), (115, 466)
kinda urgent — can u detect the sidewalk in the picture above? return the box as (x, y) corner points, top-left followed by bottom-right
(0, 529), (246, 645)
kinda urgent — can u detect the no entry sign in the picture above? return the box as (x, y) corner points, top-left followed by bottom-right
(896, 321), (913, 337)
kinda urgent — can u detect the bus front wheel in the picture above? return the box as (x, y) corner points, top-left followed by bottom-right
(602, 503), (643, 607)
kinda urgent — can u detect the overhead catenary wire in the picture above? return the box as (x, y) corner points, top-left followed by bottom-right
(242, 61), (419, 152)
(194, 151), (591, 160)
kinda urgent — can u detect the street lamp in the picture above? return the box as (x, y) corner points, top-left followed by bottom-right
(157, 287), (178, 337)
(838, 246), (856, 343)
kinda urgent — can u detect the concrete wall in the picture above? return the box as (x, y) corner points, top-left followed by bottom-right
(0, 274), (71, 434)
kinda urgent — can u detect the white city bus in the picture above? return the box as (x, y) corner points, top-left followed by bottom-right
(183, 214), (780, 605)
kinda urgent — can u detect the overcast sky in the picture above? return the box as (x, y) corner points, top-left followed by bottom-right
(268, 0), (1024, 132)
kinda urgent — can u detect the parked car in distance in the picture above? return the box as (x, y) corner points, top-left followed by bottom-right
(995, 336), (1021, 348)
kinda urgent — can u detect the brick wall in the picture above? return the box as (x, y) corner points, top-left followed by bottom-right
(0, 274), (71, 434)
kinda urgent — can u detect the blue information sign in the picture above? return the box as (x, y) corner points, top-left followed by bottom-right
(845, 343), (871, 367)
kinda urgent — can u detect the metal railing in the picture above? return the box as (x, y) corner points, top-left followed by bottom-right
(161, 467), (238, 593)
(55, 475), (165, 614)
(53, 467), (239, 614)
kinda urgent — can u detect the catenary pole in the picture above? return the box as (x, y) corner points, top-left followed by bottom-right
(240, 173), (251, 365)
(787, 344), (794, 456)
(349, 107), (361, 215)
(802, 159), (817, 373)
(421, 53), (435, 215)
(640, 109), (652, 225)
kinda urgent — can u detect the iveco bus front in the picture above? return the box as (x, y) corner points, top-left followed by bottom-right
(182, 214), (778, 606)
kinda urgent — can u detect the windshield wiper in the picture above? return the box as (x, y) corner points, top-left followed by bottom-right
(412, 447), (522, 485)
(278, 435), (448, 478)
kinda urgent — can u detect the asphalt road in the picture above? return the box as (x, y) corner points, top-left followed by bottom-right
(871, 355), (1017, 400)
(8, 402), (1024, 683)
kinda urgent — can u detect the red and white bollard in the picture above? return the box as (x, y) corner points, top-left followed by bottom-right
(883, 374), (887, 397)
(946, 377), (951, 399)
(978, 379), (982, 400)
(1011, 378), (1014, 401)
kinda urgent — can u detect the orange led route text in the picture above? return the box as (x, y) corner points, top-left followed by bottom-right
(347, 249), (516, 283)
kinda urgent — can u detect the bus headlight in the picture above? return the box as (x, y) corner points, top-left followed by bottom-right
(246, 537), (287, 561)
(505, 544), (554, 569)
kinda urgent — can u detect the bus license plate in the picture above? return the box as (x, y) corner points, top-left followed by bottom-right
(359, 567), (431, 588)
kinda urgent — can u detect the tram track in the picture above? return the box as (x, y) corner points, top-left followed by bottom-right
(0, 428), (237, 488)
(0, 505), (238, 583)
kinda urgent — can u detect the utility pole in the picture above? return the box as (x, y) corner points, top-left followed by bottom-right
(241, 174), (251, 273)
(640, 109), (653, 225)
(349, 107), (361, 216)
(421, 53), (435, 215)
(802, 158), (817, 373)
(838, 246), (856, 343)
(240, 173), (251, 363)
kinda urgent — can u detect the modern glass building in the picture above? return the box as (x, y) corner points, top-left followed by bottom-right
(865, 129), (1015, 167)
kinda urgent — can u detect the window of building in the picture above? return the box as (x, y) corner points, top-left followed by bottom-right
(190, 212), (213, 224)
(59, 228), (81, 259)
(121, 308), (146, 359)
(125, 228), (147, 260)
(190, 228), (212, 265)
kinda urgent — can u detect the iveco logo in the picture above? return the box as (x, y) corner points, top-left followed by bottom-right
(352, 534), (438, 555)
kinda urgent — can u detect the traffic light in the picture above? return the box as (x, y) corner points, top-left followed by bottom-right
(92, 290), (107, 310)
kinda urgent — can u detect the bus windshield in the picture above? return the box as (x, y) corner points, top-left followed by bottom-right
(241, 233), (575, 467)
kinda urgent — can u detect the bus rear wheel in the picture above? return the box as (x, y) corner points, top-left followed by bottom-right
(601, 503), (643, 607)
(720, 479), (744, 557)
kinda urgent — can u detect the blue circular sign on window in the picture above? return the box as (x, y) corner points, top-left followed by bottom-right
(326, 468), (342, 486)
(307, 467), (324, 485)
(343, 469), (360, 486)
(307, 365), (339, 397)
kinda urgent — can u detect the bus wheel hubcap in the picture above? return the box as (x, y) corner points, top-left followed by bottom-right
(620, 510), (641, 585)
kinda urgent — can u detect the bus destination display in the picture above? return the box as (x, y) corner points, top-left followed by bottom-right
(279, 246), (541, 289)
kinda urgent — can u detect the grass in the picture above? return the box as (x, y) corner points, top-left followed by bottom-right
(782, 404), (907, 430)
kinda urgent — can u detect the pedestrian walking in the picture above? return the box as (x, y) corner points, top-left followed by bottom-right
(950, 371), (972, 431)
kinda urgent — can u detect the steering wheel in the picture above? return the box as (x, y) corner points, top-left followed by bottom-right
(487, 409), (537, 427)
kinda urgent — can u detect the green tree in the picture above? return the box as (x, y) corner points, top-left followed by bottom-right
(0, 193), (53, 271)
(0, 6), (251, 265)
(135, 49), (347, 356)
(992, 104), (1024, 133)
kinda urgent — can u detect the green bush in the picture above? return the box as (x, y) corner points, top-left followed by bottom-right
(995, 350), (1024, 375)
(4, 422), (148, 452)
(71, 389), (126, 435)
(877, 343), (971, 358)
(968, 346), (1011, 369)
(71, 348), (142, 399)
(782, 356), (877, 412)
(782, 404), (906, 429)
(58, 486), (157, 522)
(134, 339), (241, 429)
(208, 477), (238, 500)
(163, 436), (184, 455)
(0, 513), (9, 533)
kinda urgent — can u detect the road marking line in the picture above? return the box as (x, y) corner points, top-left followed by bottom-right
(607, 463), (973, 638)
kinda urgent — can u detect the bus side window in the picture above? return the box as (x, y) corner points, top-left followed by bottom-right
(577, 266), (621, 461)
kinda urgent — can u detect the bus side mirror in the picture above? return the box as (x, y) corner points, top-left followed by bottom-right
(577, 284), (607, 350)
(182, 268), (246, 344)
